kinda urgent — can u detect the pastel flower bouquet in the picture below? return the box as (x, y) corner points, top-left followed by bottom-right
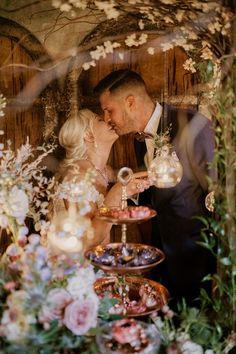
(0, 234), (101, 353)
(0, 95), (106, 353)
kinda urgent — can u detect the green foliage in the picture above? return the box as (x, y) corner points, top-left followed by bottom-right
(97, 297), (119, 321)
(198, 60), (236, 343)
(197, 61), (214, 83)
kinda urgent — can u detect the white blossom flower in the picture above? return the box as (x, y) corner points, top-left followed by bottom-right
(202, 2), (219, 13)
(104, 40), (121, 53)
(52, 0), (62, 8)
(183, 58), (197, 73)
(125, 33), (148, 47)
(6, 187), (29, 224)
(60, 3), (72, 11)
(138, 19), (144, 30)
(90, 45), (106, 60)
(173, 37), (194, 51)
(69, 0), (88, 10)
(82, 60), (96, 71)
(208, 21), (221, 34)
(95, 1), (120, 20)
(221, 22), (231, 36)
(161, 42), (174, 52)
(147, 47), (155, 55)
(201, 47), (214, 60)
(66, 264), (98, 300)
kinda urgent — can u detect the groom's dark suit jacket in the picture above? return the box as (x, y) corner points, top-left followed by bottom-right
(134, 104), (216, 304)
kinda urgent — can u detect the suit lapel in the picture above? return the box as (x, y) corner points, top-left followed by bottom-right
(134, 139), (147, 168)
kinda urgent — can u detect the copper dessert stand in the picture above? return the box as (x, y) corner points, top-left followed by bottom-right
(94, 275), (169, 317)
(85, 167), (169, 317)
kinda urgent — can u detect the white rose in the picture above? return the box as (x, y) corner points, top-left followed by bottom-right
(182, 340), (204, 354)
(67, 265), (97, 299)
(6, 186), (29, 224)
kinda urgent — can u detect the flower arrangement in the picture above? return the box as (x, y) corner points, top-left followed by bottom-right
(151, 303), (235, 354)
(0, 135), (55, 243)
(0, 234), (101, 353)
(0, 95), (107, 353)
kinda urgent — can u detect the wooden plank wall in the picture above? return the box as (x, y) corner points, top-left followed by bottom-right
(0, 36), (43, 150)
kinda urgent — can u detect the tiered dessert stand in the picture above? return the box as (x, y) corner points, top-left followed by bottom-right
(85, 167), (169, 318)
(85, 167), (169, 353)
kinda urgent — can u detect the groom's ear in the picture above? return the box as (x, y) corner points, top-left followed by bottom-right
(83, 130), (94, 143)
(126, 95), (135, 110)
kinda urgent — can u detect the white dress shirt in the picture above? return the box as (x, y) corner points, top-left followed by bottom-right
(144, 102), (163, 167)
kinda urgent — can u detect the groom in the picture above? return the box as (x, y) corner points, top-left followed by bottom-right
(94, 69), (216, 306)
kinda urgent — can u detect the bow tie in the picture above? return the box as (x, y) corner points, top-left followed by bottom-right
(134, 132), (154, 142)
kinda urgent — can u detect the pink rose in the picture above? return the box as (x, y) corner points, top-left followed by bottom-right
(4, 281), (17, 291)
(39, 288), (72, 326)
(63, 298), (98, 335)
(112, 319), (142, 344)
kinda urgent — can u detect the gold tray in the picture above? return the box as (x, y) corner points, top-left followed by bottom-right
(85, 243), (165, 274)
(95, 206), (157, 224)
(94, 276), (169, 317)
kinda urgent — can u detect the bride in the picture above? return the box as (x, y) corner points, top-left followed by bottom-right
(49, 109), (150, 251)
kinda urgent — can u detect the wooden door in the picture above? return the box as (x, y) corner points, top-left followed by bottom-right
(0, 36), (44, 150)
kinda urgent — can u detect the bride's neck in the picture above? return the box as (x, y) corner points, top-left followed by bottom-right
(86, 148), (109, 170)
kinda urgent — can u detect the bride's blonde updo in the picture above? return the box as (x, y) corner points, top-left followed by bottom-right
(59, 108), (97, 161)
(57, 109), (98, 178)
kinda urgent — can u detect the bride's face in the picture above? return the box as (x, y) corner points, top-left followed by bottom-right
(93, 115), (118, 145)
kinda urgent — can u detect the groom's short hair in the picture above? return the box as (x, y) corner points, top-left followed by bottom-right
(94, 69), (147, 96)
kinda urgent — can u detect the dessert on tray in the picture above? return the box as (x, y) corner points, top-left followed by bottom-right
(95, 206), (157, 224)
(96, 318), (161, 354)
(85, 243), (165, 273)
(94, 276), (169, 317)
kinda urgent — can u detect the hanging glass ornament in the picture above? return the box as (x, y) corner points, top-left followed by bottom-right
(148, 130), (183, 188)
(148, 51), (183, 188)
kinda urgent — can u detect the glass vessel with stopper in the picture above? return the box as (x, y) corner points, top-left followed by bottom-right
(148, 128), (183, 188)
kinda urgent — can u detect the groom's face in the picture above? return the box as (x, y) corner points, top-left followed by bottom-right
(99, 90), (135, 136)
